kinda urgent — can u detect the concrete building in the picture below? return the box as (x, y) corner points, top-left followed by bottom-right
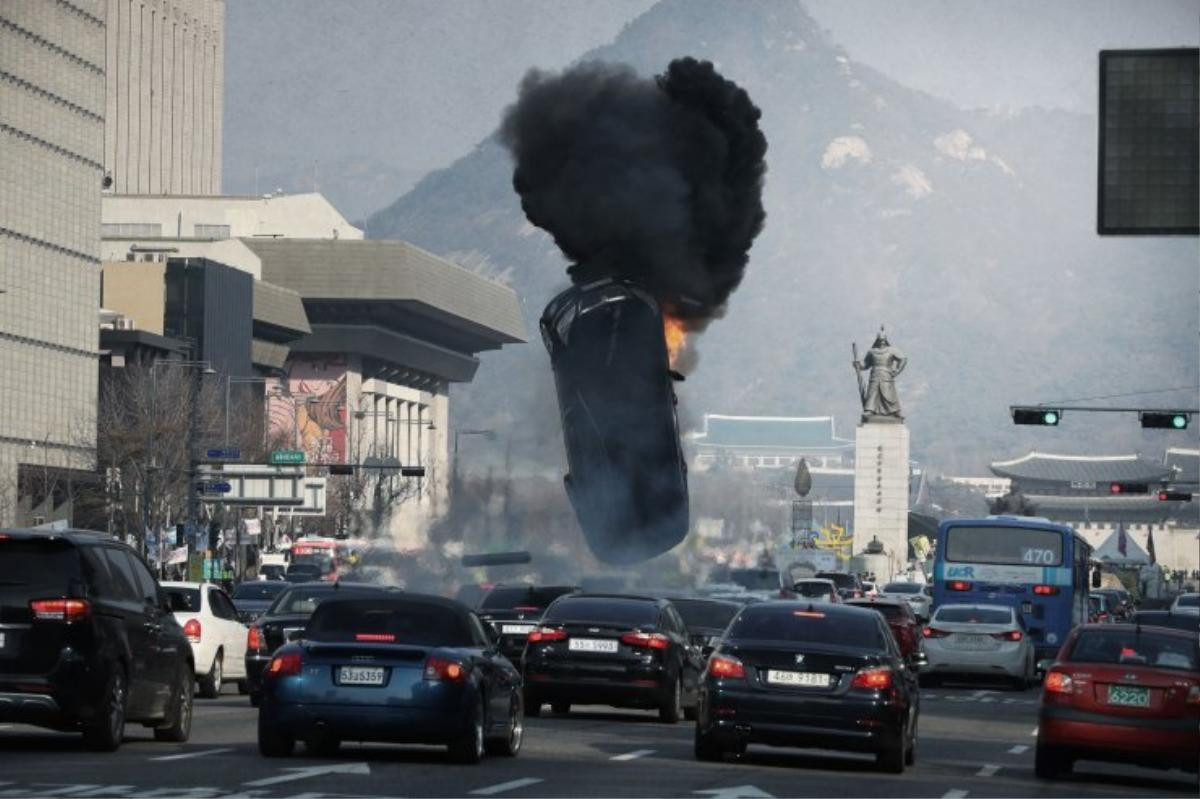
(102, 0), (224, 195)
(0, 1), (107, 526)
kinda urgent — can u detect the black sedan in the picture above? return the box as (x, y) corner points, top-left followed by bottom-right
(540, 278), (689, 565)
(477, 584), (580, 662)
(231, 580), (289, 623)
(667, 596), (742, 652)
(523, 594), (704, 723)
(257, 594), (523, 763)
(694, 602), (923, 773)
(244, 582), (394, 705)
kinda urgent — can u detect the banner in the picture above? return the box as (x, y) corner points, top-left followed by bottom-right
(167, 545), (189, 565)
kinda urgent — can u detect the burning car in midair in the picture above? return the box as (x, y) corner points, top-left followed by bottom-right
(540, 278), (689, 564)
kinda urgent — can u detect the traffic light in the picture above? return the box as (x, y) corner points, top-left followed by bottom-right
(207, 520), (220, 550)
(328, 464), (354, 475)
(1158, 489), (1192, 501)
(175, 523), (186, 548)
(1140, 411), (1190, 430)
(1110, 482), (1149, 494)
(1012, 407), (1062, 426)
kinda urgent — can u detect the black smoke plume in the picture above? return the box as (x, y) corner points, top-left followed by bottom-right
(501, 57), (767, 321)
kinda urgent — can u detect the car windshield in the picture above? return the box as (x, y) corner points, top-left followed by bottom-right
(233, 582), (287, 601)
(480, 586), (576, 611)
(883, 583), (922, 594)
(269, 587), (337, 615)
(1068, 629), (1198, 671)
(792, 581), (835, 598)
(670, 598), (740, 630)
(165, 587), (201, 613)
(934, 606), (1013, 624)
(727, 607), (886, 650)
(543, 597), (658, 626)
(306, 599), (473, 646)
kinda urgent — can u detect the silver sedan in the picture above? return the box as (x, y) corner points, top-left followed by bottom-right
(878, 582), (931, 620)
(920, 603), (1035, 689)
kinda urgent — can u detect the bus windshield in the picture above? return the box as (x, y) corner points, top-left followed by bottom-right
(943, 525), (1064, 567)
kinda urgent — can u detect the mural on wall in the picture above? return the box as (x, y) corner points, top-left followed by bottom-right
(268, 356), (348, 463)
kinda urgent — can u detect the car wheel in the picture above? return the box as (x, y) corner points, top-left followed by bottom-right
(876, 729), (905, 774)
(658, 675), (682, 724)
(1035, 743), (1070, 779)
(258, 716), (295, 758)
(83, 668), (127, 752)
(694, 726), (725, 762)
(237, 680), (250, 696)
(551, 702), (571, 716)
(198, 651), (223, 699)
(485, 693), (523, 757)
(154, 663), (194, 742)
(449, 699), (485, 764)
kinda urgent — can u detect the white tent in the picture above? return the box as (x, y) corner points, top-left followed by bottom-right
(1092, 525), (1151, 566)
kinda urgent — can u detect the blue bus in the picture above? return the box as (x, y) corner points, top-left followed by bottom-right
(931, 516), (1092, 662)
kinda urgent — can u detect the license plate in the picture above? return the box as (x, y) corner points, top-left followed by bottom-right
(568, 638), (619, 653)
(766, 670), (830, 688)
(338, 666), (385, 686)
(502, 624), (535, 635)
(952, 634), (995, 650)
(1107, 685), (1150, 707)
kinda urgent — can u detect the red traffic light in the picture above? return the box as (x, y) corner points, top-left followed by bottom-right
(1158, 490), (1192, 501)
(1110, 482), (1149, 494)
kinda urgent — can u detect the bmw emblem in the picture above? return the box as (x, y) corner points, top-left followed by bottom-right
(794, 654), (805, 665)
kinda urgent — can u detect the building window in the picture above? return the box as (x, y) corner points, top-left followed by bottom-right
(102, 223), (163, 238)
(194, 224), (231, 239)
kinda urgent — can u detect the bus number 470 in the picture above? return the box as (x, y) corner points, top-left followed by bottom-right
(1021, 548), (1054, 564)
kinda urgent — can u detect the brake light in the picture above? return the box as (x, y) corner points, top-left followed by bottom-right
(850, 667), (893, 690)
(183, 618), (202, 643)
(527, 627), (567, 643)
(267, 651), (302, 677)
(947, 581), (971, 591)
(1032, 585), (1059, 596)
(29, 599), (90, 622)
(1044, 671), (1073, 694)
(247, 626), (264, 652)
(922, 626), (950, 638)
(424, 656), (466, 682)
(355, 633), (396, 642)
(991, 630), (1023, 641)
(793, 610), (826, 619)
(513, 606), (542, 612)
(708, 654), (746, 679)
(621, 631), (670, 650)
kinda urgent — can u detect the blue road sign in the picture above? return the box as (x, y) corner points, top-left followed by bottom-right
(199, 481), (232, 494)
(206, 447), (242, 460)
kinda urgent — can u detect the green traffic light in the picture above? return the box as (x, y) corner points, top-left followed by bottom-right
(1043, 411), (1059, 425)
(1172, 414), (1187, 429)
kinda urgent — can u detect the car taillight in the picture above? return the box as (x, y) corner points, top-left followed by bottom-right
(850, 667), (893, 690)
(183, 618), (202, 643)
(1032, 585), (1059, 596)
(922, 626), (950, 638)
(1044, 671), (1073, 694)
(991, 630), (1023, 641)
(354, 633), (396, 642)
(1186, 685), (1200, 705)
(424, 656), (466, 682)
(266, 651), (302, 678)
(29, 599), (90, 622)
(947, 581), (971, 591)
(527, 627), (567, 643)
(708, 654), (745, 679)
(621, 631), (670, 650)
(247, 626), (264, 652)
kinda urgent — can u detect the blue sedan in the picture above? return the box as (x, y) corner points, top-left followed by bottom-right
(257, 593), (524, 763)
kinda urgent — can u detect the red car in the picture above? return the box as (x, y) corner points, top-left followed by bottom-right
(1037, 624), (1200, 782)
(845, 598), (922, 660)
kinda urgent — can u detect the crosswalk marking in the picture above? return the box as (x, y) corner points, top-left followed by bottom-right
(1007, 745), (1029, 755)
(470, 778), (545, 796)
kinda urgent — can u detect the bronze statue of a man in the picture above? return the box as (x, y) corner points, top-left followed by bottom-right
(853, 329), (907, 421)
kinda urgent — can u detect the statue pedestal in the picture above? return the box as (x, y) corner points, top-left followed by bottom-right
(852, 422), (910, 581)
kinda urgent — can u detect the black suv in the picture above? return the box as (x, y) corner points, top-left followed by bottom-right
(0, 528), (194, 750)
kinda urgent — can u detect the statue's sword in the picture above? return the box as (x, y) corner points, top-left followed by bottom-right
(852, 341), (866, 406)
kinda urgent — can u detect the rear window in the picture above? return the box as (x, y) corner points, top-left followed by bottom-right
(792, 581), (836, 598)
(850, 602), (909, 621)
(727, 607), (886, 650)
(269, 587), (335, 615)
(670, 599), (739, 631)
(934, 606), (1013, 624)
(544, 597), (658, 626)
(1177, 594), (1199, 608)
(480, 586), (576, 611)
(883, 583), (922, 594)
(1068, 629), (1198, 672)
(816, 572), (856, 589)
(165, 587), (201, 613)
(233, 582), (287, 601)
(0, 539), (81, 596)
(306, 599), (472, 646)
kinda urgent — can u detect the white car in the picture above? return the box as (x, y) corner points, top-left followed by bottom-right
(878, 582), (932, 620)
(789, 578), (841, 603)
(921, 604), (1035, 689)
(1169, 592), (1199, 616)
(161, 581), (249, 698)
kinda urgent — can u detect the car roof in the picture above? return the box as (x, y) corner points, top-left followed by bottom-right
(280, 581), (397, 593)
(934, 603), (1015, 612)
(740, 601), (881, 619)
(0, 527), (117, 544)
(561, 593), (666, 604)
(794, 578), (836, 585)
(845, 598), (908, 609)
(1077, 622), (1198, 640)
(315, 590), (463, 610)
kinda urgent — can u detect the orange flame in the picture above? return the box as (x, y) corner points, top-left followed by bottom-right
(664, 314), (687, 369)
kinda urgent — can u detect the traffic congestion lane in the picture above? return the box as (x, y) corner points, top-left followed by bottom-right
(0, 686), (1194, 798)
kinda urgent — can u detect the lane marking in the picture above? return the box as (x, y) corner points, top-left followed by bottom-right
(470, 778), (545, 796)
(976, 764), (1000, 778)
(1030, 726), (1038, 736)
(1007, 745), (1029, 755)
(942, 791), (969, 799)
(149, 747), (233, 761)
(243, 762), (370, 787)
(611, 748), (655, 761)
